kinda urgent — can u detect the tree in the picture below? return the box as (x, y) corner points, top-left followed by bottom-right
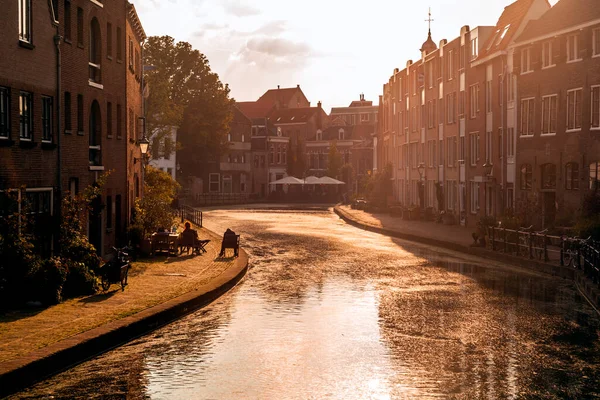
(366, 163), (393, 207)
(340, 163), (355, 194)
(143, 36), (234, 173)
(327, 142), (343, 178)
(133, 166), (180, 238)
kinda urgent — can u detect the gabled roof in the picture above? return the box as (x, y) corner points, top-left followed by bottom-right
(256, 86), (308, 108)
(477, 0), (537, 59)
(515, 0), (600, 43)
(269, 107), (323, 124)
(236, 101), (276, 119)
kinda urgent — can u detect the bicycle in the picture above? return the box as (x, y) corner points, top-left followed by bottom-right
(532, 229), (549, 261)
(562, 236), (591, 268)
(100, 246), (131, 292)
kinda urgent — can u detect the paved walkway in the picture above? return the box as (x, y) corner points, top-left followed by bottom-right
(0, 226), (242, 367)
(335, 205), (474, 250)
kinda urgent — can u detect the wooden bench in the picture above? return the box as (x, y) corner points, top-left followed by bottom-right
(220, 234), (240, 257)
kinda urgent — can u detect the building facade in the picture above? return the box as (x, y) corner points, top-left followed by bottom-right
(149, 126), (177, 180)
(513, 0), (600, 228)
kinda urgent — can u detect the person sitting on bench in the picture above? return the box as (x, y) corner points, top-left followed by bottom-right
(181, 222), (210, 254)
(219, 228), (238, 257)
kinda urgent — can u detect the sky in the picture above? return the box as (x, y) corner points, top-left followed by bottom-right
(132, 0), (559, 113)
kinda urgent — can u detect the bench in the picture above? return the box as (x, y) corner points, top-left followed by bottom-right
(220, 234), (240, 257)
(178, 230), (210, 255)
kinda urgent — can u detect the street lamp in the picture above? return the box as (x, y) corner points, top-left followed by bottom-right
(135, 135), (150, 164)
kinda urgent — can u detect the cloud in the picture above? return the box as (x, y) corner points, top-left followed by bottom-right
(244, 37), (312, 58)
(222, 0), (261, 17)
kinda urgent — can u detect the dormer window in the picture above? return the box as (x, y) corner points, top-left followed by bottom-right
(338, 129), (345, 140)
(496, 25), (510, 46)
(316, 129), (322, 141)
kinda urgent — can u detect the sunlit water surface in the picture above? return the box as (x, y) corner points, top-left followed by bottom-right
(14, 208), (600, 399)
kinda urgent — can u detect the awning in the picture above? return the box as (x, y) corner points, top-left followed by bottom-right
(317, 176), (345, 185)
(269, 176), (305, 185)
(303, 176), (321, 184)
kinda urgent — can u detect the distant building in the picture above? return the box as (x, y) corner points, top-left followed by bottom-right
(513, 0), (600, 228)
(149, 126), (177, 180)
(330, 94), (379, 127)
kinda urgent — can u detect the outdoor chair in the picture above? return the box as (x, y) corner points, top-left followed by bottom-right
(179, 230), (210, 255)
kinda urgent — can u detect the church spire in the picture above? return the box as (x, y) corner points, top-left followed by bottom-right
(420, 7), (437, 55)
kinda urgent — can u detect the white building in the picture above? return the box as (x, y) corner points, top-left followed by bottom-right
(149, 126), (177, 180)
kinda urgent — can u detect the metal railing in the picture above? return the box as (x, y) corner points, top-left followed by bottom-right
(487, 225), (600, 286)
(180, 206), (202, 228)
(192, 193), (250, 207)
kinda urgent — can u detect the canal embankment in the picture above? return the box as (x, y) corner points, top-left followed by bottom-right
(334, 204), (600, 311)
(0, 226), (248, 398)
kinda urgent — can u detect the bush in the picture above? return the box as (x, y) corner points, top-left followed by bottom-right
(575, 192), (600, 240)
(62, 261), (98, 298)
(30, 257), (68, 305)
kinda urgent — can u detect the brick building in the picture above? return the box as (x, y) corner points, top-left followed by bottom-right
(376, 0), (549, 227)
(0, 0), (59, 255)
(513, 0), (600, 228)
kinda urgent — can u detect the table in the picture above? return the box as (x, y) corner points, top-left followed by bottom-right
(151, 233), (179, 255)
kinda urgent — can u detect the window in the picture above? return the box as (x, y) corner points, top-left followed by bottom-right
(541, 95), (557, 135)
(89, 100), (101, 166)
(566, 88), (582, 131)
(106, 102), (112, 137)
(520, 98), (534, 136)
(520, 164), (532, 190)
(446, 137), (455, 167)
(0, 87), (9, 138)
(116, 27), (122, 61)
(541, 164), (556, 189)
(107, 23), (112, 58)
(360, 114), (370, 122)
(64, 92), (72, 131)
(507, 127), (515, 157)
(447, 49), (454, 80)
(116, 104), (122, 138)
(129, 37), (134, 70)
(77, 94), (83, 133)
(446, 92), (456, 124)
(594, 28), (600, 57)
(542, 41), (554, 68)
(458, 91), (465, 117)
(459, 136), (465, 162)
(42, 96), (53, 142)
(590, 162), (600, 190)
(470, 37), (478, 60)
(338, 129), (345, 140)
(222, 175), (232, 193)
(469, 84), (480, 119)
(485, 131), (492, 163)
(19, 91), (33, 140)
(521, 47), (532, 73)
(469, 133), (480, 166)
(77, 7), (83, 47)
(446, 180), (456, 210)
(565, 163), (579, 190)
(592, 86), (600, 129)
(498, 128), (503, 159)
(128, 108), (133, 140)
(567, 34), (581, 62)
(470, 181), (480, 213)
(485, 81), (492, 113)
(209, 173), (220, 193)
(106, 195), (112, 229)
(18, 0), (32, 43)
(89, 18), (102, 84)
(64, 0), (72, 41)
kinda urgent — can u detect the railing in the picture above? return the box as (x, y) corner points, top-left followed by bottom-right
(180, 206), (202, 228)
(487, 225), (600, 286)
(192, 193), (250, 207)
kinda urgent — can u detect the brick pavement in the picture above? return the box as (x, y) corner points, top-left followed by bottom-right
(0, 227), (238, 365)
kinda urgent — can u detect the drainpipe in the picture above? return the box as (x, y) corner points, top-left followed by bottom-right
(54, 30), (62, 252)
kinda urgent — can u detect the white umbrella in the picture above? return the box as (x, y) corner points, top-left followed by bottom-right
(318, 176), (345, 185)
(269, 176), (304, 185)
(303, 176), (321, 184)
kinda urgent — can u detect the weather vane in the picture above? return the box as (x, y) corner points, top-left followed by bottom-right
(425, 7), (434, 34)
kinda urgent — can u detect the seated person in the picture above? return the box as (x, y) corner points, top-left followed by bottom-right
(181, 222), (210, 253)
(183, 222), (198, 238)
(219, 228), (237, 257)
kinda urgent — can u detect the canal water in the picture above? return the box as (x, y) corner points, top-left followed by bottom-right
(14, 208), (600, 399)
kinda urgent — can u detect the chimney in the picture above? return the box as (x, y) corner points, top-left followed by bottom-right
(277, 85), (280, 89)
(317, 101), (322, 129)
(297, 84), (300, 88)
(317, 101), (322, 109)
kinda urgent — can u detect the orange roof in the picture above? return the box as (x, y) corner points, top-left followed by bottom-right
(477, 0), (536, 59)
(516, 0), (600, 43)
(236, 101), (276, 119)
(256, 86), (306, 108)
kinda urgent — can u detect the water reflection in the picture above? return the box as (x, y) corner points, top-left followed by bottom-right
(13, 208), (600, 399)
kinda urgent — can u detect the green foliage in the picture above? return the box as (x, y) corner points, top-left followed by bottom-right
(30, 257), (68, 305)
(62, 261), (98, 298)
(327, 142), (343, 179)
(366, 163), (393, 207)
(132, 166), (180, 238)
(340, 163), (355, 188)
(144, 36), (235, 176)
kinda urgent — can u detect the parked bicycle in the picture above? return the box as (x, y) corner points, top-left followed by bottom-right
(100, 246), (131, 292)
